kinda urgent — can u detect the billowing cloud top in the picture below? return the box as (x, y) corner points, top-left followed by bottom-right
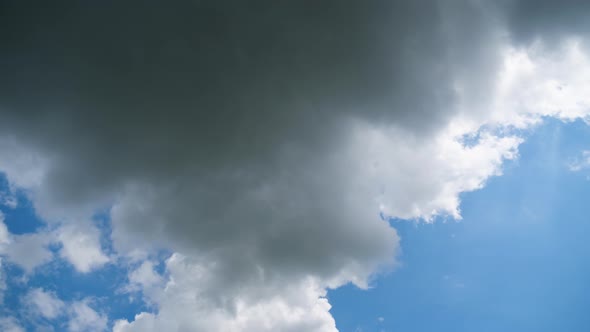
(1, 1), (590, 331)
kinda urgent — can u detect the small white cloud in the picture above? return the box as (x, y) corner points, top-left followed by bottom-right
(0, 212), (54, 273)
(67, 300), (107, 332)
(568, 150), (590, 171)
(377, 317), (385, 323)
(58, 224), (109, 273)
(126, 261), (163, 294)
(1, 217), (109, 274)
(2, 233), (53, 273)
(23, 288), (65, 320)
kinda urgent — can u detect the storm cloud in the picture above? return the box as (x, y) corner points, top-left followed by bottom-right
(1, 1), (590, 331)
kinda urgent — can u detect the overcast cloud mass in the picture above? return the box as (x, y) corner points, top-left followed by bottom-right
(1, 1), (590, 331)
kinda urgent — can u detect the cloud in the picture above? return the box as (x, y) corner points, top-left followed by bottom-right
(57, 224), (109, 273)
(23, 288), (65, 320)
(0, 317), (25, 332)
(1, 1), (590, 331)
(0, 212), (108, 274)
(0, 232), (53, 273)
(2, 223), (106, 276)
(0, 259), (6, 305)
(0, 216), (50, 273)
(22, 290), (107, 332)
(114, 254), (337, 332)
(502, 0), (590, 45)
(67, 300), (108, 332)
(568, 150), (590, 171)
(0, 189), (17, 209)
(0, 213), (9, 245)
(126, 261), (163, 292)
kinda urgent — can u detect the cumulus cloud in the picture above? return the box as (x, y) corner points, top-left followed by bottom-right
(57, 224), (109, 273)
(1, 226), (108, 274)
(67, 300), (108, 332)
(114, 254), (337, 332)
(0, 208), (107, 274)
(0, 232), (53, 273)
(23, 288), (65, 320)
(22, 290), (107, 332)
(1, 0), (590, 331)
(126, 261), (163, 293)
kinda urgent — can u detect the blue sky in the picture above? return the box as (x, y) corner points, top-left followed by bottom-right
(329, 118), (590, 332)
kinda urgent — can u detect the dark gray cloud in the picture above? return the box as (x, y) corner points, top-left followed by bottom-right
(0, 0), (504, 212)
(0, 0), (534, 285)
(502, 0), (590, 44)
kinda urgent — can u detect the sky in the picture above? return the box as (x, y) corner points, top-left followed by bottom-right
(329, 118), (590, 332)
(1, 1), (590, 331)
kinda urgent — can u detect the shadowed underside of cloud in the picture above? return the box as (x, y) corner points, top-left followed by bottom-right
(1, 1), (590, 331)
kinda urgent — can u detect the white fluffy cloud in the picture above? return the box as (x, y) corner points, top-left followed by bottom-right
(22, 289), (107, 332)
(125, 260), (163, 294)
(114, 254), (337, 332)
(57, 224), (109, 273)
(23, 288), (65, 320)
(0, 213), (108, 273)
(67, 300), (108, 332)
(0, 232), (53, 273)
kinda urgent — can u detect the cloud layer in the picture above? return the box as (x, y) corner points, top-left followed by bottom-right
(1, 1), (590, 330)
